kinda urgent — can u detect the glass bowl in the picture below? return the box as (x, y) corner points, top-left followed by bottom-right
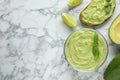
(64, 28), (108, 72)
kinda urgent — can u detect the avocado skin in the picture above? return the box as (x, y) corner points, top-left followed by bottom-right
(109, 14), (120, 45)
(104, 54), (120, 80)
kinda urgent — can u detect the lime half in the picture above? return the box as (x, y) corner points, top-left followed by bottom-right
(68, 0), (83, 7)
(61, 13), (76, 28)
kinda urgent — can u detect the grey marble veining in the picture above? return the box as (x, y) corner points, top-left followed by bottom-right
(0, 0), (120, 80)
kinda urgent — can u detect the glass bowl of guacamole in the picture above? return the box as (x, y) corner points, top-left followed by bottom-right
(64, 28), (108, 71)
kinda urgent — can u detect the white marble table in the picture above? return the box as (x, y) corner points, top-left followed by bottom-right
(0, 0), (120, 80)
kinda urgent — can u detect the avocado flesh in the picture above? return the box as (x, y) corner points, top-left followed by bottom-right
(109, 14), (120, 45)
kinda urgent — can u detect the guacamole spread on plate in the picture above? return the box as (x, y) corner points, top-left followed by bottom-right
(65, 29), (107, 71)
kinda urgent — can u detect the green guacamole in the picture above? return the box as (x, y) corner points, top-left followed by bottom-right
(81, 0), (116, 25)
(65, 29), (107, 71)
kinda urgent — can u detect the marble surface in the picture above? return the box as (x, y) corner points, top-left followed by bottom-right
(0, 0), (120, 80)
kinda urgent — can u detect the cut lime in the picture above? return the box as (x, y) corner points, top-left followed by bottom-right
(68, 0), (83, 7)
(61, 13), (76, 28)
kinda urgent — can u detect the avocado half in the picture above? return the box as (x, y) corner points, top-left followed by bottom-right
(109, 14), (120, 45)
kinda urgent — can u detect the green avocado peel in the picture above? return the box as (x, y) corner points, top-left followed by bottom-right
(104, 54), (120, 80)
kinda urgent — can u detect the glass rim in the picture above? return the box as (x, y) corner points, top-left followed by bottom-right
(64, 28), (109, 72)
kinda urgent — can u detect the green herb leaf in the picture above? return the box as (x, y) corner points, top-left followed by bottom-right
(94, 32), (98, 44)
(106, 0), (111, 2)
(104, 3), (111, 14)
(92, 32), (99, 60)
(92, 46), (99, 60)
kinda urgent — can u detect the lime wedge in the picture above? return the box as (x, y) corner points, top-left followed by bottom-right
(61, 13), (76, 28)
(68, 0), (83, 7)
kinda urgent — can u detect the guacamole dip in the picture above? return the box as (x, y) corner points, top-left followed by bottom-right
(65, 29), (107, 71)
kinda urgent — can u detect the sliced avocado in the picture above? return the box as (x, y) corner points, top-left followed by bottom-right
(109, 14), (120, 45)
(104, 54), (120, 80)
